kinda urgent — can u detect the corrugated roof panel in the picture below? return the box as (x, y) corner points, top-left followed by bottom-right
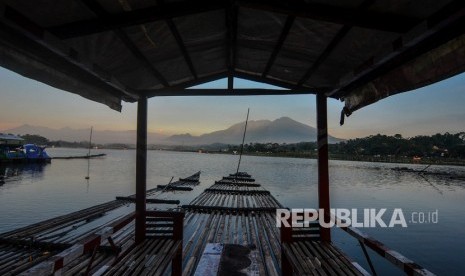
(0, 0), (464, 114)
(3, 0), (95, 27)
(236, 8), (286, 75)
(305, 27), (398, 87)
(269, 18), (342, 85)
(97, 0), (158, 14)
(64, 30), (163, 89)
(368, 0), (454, 19)
(174, 10), (226, 78)
(123, 21), (192, 86)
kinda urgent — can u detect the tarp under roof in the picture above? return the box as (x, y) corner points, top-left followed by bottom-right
(0, 0), (464, 119)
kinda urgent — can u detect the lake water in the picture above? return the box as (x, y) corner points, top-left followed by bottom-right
(1, 148), (464, 275)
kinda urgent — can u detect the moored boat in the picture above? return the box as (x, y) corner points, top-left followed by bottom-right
(0, 134), (51, 163)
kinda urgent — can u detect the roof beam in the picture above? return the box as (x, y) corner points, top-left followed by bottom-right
(115, 29), (169, 87)
(297, 25), (350, 86)
(262, 16), (294, 77)
(227, 76), (234, 90)
(138, 70), (324, 98)
(226, 1), (238, 89)
(0, 4), (137, 108)
(79, 0), (169, 87)
(165, 19), (197, 79)
(238, 0), (418, 33)
(234, 70), (328, 94)
(48, 0), (417, 40)
(157, 0), (197, 79)
(328, 0), (465, 98)
(141, 88), (311, 97)
(297, 0), (374, 86)
(49, 0), (225, 39)
(139, 71), (229, 97)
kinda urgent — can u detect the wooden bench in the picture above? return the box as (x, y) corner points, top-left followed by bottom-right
(102, 210), (184, 276)
(21, 211), (185, 276)
(280, 221), (367, 276)
(21, 212), (136, 275)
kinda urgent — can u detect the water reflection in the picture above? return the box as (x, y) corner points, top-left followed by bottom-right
(1, 150), (465, 274)
(0, 163), (48, 184)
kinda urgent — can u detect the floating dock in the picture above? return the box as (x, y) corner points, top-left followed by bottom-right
(0, 172), (432, 275)
(51, 153), (107, 160)
(0, 172), (200, 275)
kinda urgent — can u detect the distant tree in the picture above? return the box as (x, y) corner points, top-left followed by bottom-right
(20, 134), (49, 145)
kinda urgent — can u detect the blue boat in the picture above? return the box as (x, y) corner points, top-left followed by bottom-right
(0, 134), (51, 163)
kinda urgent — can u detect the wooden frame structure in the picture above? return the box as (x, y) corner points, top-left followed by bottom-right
(2, 0), (465, 274)
(2, 1), (464, 109)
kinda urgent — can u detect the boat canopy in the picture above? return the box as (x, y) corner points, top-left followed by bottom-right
(0, 133), (24, 146)
(0, 0), (464, 119)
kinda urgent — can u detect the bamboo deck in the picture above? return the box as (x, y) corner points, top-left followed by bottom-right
(282, 241), (365, 276)
(180, 173), (284, 276)
(0, 172), (200, 275)
(0, 171), (368, 275)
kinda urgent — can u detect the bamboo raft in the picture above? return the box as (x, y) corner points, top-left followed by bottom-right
(157, 171), (201, 191)
(179, 173), (367, 276)
(179, 173), (283, 276)
(52, 153), (107, 159)
(0, 172), (200, 275)
(392, 166), (465, 180)
(0, 172), (373, 275)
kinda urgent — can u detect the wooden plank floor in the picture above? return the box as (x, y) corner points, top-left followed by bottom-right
(283, 241), (364, 276)
(180, 173), (283, 276)
(0, 173), (199, 275)
(179, 173), (365, 276)
(0, 172), (366, 275)
(102, 239), (181, 276)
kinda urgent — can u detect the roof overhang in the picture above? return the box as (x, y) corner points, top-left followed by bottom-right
(0, 0), (464, 117)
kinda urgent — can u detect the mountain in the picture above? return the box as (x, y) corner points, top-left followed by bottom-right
(2, 117), (343, 145)
(166, 117), (342, 145)
(1, 124), (166, 144)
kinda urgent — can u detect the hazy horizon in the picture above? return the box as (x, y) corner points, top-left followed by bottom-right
(0, 116), (342, 145)
(1, 118), (464, 141)
(1, 67), (465, 139)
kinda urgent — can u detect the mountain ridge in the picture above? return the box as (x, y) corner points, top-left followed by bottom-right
(2, 117), (343, 144)
(166, 117), (342, 144)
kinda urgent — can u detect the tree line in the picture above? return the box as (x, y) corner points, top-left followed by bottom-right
(227, 132), (465, 159)
(18, 134), (100, 149)
(18, 132), (465, 159)
(330, 132), (465, 158)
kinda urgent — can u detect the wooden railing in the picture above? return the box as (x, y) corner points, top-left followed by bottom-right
(339, 225), (435, 276)
(280, 221), (320, 243)
(280, 215), (320, 276)
(279, 212), (435, 276)
(22, 212), (136, 275)
(145, 210), (184, 241)
(145, 210), (184, 276)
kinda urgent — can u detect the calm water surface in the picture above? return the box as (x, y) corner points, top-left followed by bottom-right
(1, 148), (464, 275)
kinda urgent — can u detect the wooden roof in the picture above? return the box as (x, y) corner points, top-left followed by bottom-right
(1, 0), (464, 117)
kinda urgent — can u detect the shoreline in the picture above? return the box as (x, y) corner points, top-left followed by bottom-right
(41, 147), (465, 167)
(207, 151), (465, 167)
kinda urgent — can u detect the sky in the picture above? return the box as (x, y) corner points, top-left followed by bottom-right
(0, 66), (464, 139)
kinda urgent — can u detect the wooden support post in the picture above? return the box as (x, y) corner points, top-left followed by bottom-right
(172, 212), (184, 276)
(359, 240), (377, 275)
(317, 93), (331, 242)
(228, 75), (234, 91)
(85, 245), (99, 275)
(135, 96), (148, 244)
(280, 214), (292, 276)
(173, 212), (185, 241)
(172, 245), (182, 276)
